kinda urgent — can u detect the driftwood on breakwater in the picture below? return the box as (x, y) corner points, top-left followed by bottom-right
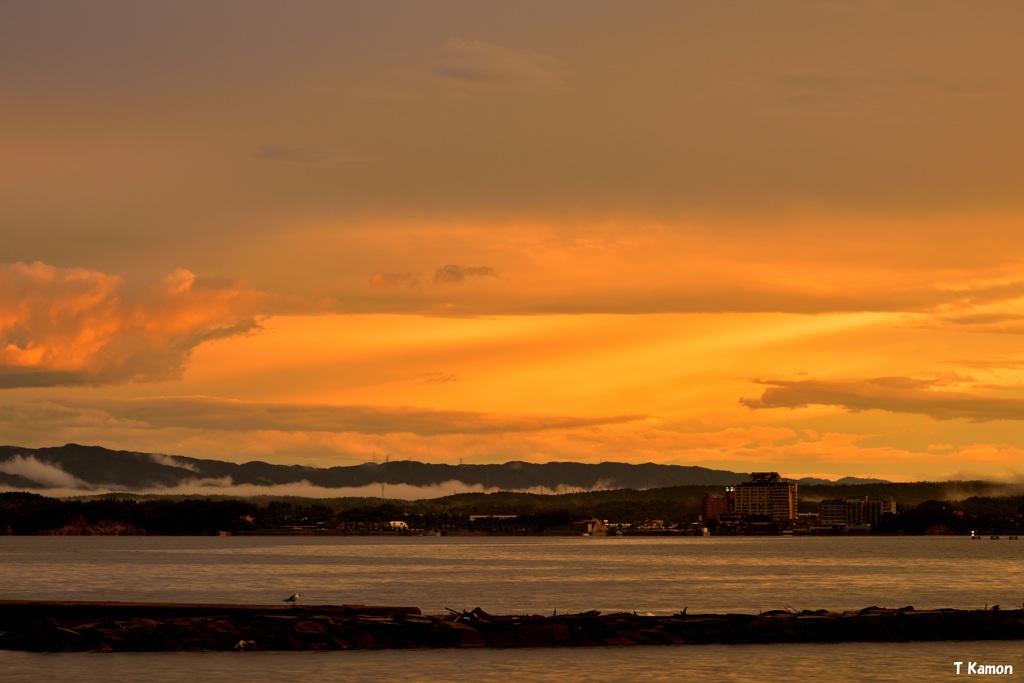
(1, 601), (1022, 652)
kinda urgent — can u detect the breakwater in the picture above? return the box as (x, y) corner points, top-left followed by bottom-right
(1, 601), (1022, 652)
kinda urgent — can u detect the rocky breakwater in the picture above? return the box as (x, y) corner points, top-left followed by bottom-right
(1, 602), (1022, 652)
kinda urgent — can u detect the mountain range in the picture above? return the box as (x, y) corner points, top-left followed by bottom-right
(0, 443), (888, 494)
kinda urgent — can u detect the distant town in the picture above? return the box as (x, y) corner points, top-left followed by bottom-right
(2, 470), (1022, 537)
(700, 471), (895, 535)
(463, 472), (997, 537)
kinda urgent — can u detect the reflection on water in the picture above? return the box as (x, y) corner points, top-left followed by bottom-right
(1, 641), (1016, 683)
(1, 536), (1022, 682)
(1, 535), (1020, 615)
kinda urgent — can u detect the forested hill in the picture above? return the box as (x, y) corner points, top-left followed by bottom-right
(0, 443), (886, 493)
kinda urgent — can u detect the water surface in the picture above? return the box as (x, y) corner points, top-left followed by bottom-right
(1, 535), (1021, 681)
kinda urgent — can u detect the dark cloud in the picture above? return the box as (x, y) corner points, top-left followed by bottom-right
(741, 376), (1024, 422)
(368, 265), (496, 291)
(433, 265), (497, 285)
(15, 397), (647, 436)
(419, 372), (461, 385)
(433, 39), (567, 94)
(937, 311), (1024, 334)
(0, 369), (89, 389)
(945, 313), (1024, 326)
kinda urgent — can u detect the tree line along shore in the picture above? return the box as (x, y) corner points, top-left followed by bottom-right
(1, 482), (1022, 536)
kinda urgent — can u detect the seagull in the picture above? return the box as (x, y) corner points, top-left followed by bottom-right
(284, 593), (300, 604)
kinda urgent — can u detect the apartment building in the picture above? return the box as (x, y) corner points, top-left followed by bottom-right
(819, 496), (897, 529)
(732, 472), (797, 522)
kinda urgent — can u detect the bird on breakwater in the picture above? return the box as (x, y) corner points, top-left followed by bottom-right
(284, 593), (299, 604)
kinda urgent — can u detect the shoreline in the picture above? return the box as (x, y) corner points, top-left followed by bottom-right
(1, 601), (1022, 651)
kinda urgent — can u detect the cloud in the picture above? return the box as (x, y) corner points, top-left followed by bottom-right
(3, 397), (1020, 482)
(419, 372), (460, 385)
(338, 217), (1024, 317)
(368, 272), (422, 289)
(937, 312), (1024, 334)
(432, 39), (567, 94)
(0, 262), (266, 388)
(148, 452), (199, 473)
(741, 376), (1024, 422)
(368, 264), (495, 296)
(944, 313), (1024, 327)
(4, 396), (647, 437)
(0, 454), (91, 489)
(368, 264), (496, 292)
(433, 265), (497, 285)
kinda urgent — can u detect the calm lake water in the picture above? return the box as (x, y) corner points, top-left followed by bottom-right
(1, 535), (1021, 682)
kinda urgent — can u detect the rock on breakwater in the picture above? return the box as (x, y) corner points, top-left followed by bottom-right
(1, 602), (1022, 652)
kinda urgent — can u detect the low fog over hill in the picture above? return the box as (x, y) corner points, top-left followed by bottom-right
(0, 443), (890, 498)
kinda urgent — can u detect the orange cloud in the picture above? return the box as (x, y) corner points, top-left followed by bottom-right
(0, 262), (265, 388)
(742, 376), (1024, 422)
(369, 272), (421, 289)
(282, 212), (1024, 319)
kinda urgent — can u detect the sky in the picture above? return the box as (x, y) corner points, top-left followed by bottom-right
(3, 1), (1024, 483)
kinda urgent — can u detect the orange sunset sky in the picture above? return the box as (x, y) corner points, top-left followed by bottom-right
(3, 1), (1024, 482)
